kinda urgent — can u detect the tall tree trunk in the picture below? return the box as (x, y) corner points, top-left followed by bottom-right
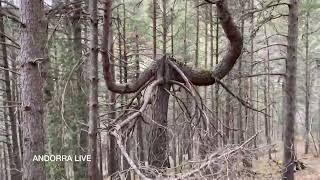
(3, 106), (14, 180)
(215, 11), (220, 146)
(102, 0), (120, 176)
(204, 7), (208, 105)
(135, 33), (145, 163)
(116, 8), (124, 108)
(88, 0), (99, 179)
(248, 0), (256, 148)
(121, 1), (131, 177)
(181, 0), (191, 162)
(11, 53), (24, 163)
(282, 0), (298, 179)
(162, 0), (167, 54)
(264, 26), (271, 159)
(71, 0), (88, 177)
(304, 10), (310, 154)
(237, 7), (245, 145)
(170, 7), (177, 168)
(148, 59), (171, 169)
(153, 0), (157, 59)
(210, 4), (219, 147)
(20, 0), (48, 179)
(2, 142), (8, 180)
(195, 0), (199, 67)
(0, 2), (22, 179)
(225, 75), (231, 144)
(183, 0), (187, 63)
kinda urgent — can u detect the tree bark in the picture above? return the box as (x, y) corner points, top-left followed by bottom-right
(204, 7), (208, 105)
(162, 0), (167, 55)
(148, 59), (171, 169)
(183, 0), (187, 63)
(101, 0), (120, 176)
(237, 2), (245, 144)
(225, 75), (231, 144)
(135, 33), (145, 163)
(88, 0), (99, 179)
(153, 0), (157, 59)
(215, 10), (220, 146)
(71, 0), (88, 177)
(195, 0), (199, 67)
(248, 0), (256, 148)
(282, 0), (298, 179)
(2, 142), (9, 180)
(20, 0), (48, 179)
(304, 10), (310, 154)
(263, 26), (271, 159)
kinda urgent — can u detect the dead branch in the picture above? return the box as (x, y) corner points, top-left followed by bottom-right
(110, 131), (151, 180)
(177, 132), (260, 179)
(212, 75), (270, 116)
(113, 78), (163, 130)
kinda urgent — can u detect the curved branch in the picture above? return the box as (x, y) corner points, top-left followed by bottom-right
(101, 0), (156, 94)
(114, 78), (163, 130)
(175, 0), (243, 86)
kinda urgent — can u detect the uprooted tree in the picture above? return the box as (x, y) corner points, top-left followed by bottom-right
(102, 0), (243, 175)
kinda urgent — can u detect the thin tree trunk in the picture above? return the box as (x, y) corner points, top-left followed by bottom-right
(162, 0), (167, 55)
(72, 0), (87, 140)
(304, 10), (310, 154)
(0, 144), (3, 180)
(237, 11), (244, 145)
(225, 75), (231, 144)
(195, 0), (199, 67)
(102, 0), (120, 175)
(183, 0), (187, 63)
(215, 11), (220, 146)
(170, 7), (177, 169)
(248, 0), (256, 148)
(71, 0), (88, 177)
(153, 0), (157, 59)
(282, 0), (298, 179)
(88, 0), (99, 179)
(264, 26), (272, 160)
(117, 8), (124, 108)
(204, 7), (208, 105)
(121, 2), (131, 177)
(3, 106), (15, 180)
(171, 8), (174, 56)
(210, 4), (217, 146)
(3, 142), (8, 180)
(135, 33), (145, 163)
(181, 0), (191, 162)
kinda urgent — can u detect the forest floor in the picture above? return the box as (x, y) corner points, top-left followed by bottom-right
(253, 139), (320, 180)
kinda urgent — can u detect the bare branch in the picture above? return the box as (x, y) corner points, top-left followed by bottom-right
(113, 78), (163, 130)
(110, 131), (152, 180)
(177, 132), (260, 179)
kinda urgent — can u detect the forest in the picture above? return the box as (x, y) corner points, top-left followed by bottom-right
(0, 0), (319, 179)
